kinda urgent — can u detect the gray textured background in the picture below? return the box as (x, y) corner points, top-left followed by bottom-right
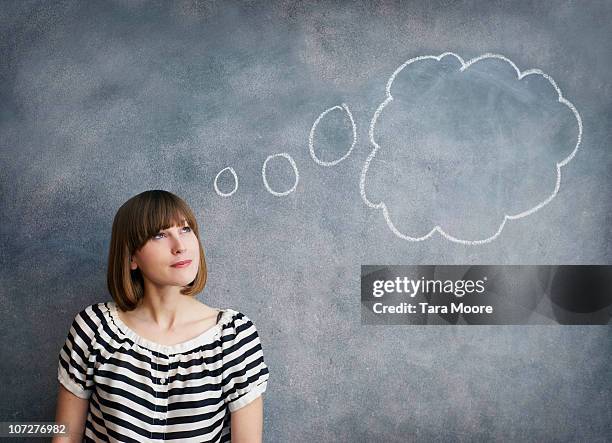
(1, 1), (611, 441)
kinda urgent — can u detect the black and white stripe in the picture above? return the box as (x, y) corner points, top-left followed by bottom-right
(58, 302), (269, 442)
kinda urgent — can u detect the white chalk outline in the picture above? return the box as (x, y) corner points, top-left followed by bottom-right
(360, 52), (583, 245)
(262, 152), (300, 196)
(309, 103), (357, 166)
(214, 166), (239, 197)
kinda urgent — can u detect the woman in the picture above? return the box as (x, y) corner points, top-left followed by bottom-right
(53, 190), (270, 442)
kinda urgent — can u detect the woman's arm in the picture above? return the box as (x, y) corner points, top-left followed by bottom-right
(230, 395), (264, 443)
(51, 384), (89, 443)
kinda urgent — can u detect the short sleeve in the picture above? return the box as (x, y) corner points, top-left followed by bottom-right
(221, 313), (270, 412)
(57, 307), (98, 399)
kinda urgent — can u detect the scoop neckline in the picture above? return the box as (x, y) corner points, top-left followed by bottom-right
(107, 301), (233, 354)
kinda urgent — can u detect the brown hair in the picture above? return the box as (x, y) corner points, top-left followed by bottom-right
(107, 190), (207, 311)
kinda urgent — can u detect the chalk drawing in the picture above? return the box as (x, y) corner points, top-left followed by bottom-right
(309, 103), (357, 166)
(262, 153), (299, 196)
(214, 166), (238, 197)
(360, 52), (583, 245)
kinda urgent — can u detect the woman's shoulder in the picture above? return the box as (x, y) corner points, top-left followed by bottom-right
(61, 302), (113, 353)
(218, 308), (264, 343)
(191, 299), (255, 327)
(219, 307), (259, 326)
(70, 301), (113, 332)
(218, 308), (267, 358)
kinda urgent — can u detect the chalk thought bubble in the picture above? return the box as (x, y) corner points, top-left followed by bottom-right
(360, 52), (583, 244)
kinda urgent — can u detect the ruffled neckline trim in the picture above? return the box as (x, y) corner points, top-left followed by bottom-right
(106, 301), (236, 355)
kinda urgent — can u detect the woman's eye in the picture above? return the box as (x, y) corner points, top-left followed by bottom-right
(153, 226), (191, 239)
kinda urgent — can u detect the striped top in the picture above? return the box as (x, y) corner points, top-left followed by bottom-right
(57, 301), (270, 442)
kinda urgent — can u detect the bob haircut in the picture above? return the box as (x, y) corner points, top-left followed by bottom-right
(107, 190), (207, 312)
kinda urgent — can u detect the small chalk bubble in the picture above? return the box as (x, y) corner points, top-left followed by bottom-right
(309, 103), (357, 166)
(262, 153), (299, 197)
(214, 166), (238, 197)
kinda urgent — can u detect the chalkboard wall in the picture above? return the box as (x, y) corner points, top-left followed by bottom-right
(1, 1), (610, 441)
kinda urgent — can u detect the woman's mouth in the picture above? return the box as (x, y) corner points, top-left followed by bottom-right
(171, 260), (192, 268)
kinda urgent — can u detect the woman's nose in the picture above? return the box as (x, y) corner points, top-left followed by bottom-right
(171, 235), (186, 252)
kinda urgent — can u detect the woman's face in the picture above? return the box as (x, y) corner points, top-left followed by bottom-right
(130, 221), (200, 289)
